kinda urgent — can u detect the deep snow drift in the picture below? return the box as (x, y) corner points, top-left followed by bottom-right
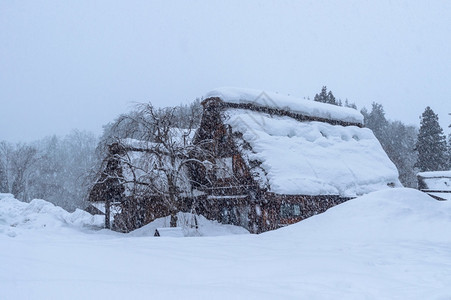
(1, 189), (451, 299)
(0, 194), (248, 238)
(0, 193), (104, 237)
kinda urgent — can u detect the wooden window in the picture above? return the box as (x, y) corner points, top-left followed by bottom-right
(280, 204), (301, 218)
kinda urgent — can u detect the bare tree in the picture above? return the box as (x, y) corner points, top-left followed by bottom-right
(122, 104), (214, 228)
(0, 141), (11, 193)
(91, 102), (215, 231)
(30, 131), (99, 211)
(9, 144), (38, 201)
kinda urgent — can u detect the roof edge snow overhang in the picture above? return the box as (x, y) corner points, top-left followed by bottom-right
(202, 96), (363, 128)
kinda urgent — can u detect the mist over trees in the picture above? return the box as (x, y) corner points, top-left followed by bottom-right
(0, 130), (98, 211)
(360, 103), (419, 187)
(0, 142), (38, 201)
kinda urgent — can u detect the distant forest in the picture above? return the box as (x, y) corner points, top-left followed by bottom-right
(0, 89), (449, 211)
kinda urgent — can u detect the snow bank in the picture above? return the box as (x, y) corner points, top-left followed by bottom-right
(266, 188), (451, 242)
(129, 212), (249, 237)
(1, 188), (451, 299)
(0, 194), (103, 237)
(225, 109), (401, 196)
(2, 188), (451, 299)
(205, 87), (364, 124)
(0, 194), (248, 238)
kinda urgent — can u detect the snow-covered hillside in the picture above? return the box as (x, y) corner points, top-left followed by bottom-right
(1, 189), (450, 299)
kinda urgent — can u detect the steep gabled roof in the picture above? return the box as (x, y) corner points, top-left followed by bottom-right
(202, 87), (401, 197)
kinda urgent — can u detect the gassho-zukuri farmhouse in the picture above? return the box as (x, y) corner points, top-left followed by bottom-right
(89, 87), (401, 233)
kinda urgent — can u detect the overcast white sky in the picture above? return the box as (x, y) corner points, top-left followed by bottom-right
(1, 0), (450, 142)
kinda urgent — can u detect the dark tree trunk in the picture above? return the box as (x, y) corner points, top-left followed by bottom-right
(105, 198), (111, 229)
(167, 177), (178, 227)
(170, 211), (178, 227)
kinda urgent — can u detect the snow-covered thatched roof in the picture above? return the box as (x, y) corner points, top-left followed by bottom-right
(204, 87), (401, 197)
(417, 170), (451, 179)
(417, 171), (451, 191)
(417, 171), (451, 201)
(205, 87), (364, 125)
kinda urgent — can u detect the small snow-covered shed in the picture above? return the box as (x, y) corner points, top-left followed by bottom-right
(417, 171), (451, 201)
(192, 87), (401, 232)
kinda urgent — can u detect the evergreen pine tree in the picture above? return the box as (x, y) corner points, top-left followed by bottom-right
(313, 86), (338, 106)
(344, 99), (357, 109)
(314, 86), (328, 103)
(362, 102), (419, 187)
(384, 121), (418, 187)
(363, 102), (389, 141)
(327, 91), (337, 105)
(415, 107), (448, 172)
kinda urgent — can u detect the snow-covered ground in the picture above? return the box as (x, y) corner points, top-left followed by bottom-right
(1, 189), (450, 299)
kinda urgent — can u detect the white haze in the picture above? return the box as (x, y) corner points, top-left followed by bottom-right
(0, 1), (450, 142)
